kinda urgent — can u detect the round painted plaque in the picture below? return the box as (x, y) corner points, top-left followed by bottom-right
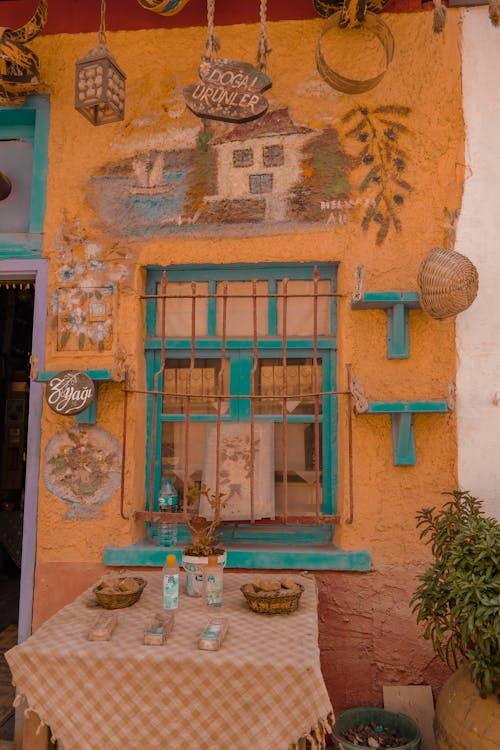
(45, 370), (95, 416)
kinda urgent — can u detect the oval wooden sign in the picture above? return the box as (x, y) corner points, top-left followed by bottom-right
(183, 58), (271, 123)
(45, 371), (95, 416)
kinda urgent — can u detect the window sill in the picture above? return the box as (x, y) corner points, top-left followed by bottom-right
(104, 540), (371, 571)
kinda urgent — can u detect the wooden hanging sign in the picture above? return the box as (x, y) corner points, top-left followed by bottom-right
(45, 370), (95, 416)
(183, 58), (272, 123)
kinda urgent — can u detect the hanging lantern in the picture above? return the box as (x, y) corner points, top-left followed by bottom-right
(75, 0), (126, 126)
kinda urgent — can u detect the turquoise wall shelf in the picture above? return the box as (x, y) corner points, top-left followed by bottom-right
(356, 399), (452, 466)
(37, 370), (113, 424)
(351, 291), (421, 359)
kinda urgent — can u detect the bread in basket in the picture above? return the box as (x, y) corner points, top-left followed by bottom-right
(94, 575), (147, 609)
(241, 578), (304, 614)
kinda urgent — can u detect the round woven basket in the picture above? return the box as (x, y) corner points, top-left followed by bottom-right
(417, 247), (479, 320)
(94, 577), (147, 609)
(241, 583), (304, 615)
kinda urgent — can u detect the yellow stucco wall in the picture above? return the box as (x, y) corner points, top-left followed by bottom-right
(32, 13), (462, 568)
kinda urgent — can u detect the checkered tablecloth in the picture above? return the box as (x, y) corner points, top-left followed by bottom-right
(6, 571), (334, 750)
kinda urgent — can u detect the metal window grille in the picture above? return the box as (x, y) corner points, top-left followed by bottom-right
(128, 266), (352, 531)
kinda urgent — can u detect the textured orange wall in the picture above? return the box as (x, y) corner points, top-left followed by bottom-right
(29, 15), (463, 705)
(33, 15), (462, 567)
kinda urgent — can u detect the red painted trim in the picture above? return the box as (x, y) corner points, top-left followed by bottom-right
(0, 0), (433, 35)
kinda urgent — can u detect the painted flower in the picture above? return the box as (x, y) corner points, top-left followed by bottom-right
(88, 320), (111, 343)
(88, 259), (106, 273)
(64, 308), (87, 335)
(84, 242), (102, 260)
(57, 265), (75, 282)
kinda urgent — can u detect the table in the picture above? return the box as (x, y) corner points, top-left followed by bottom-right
(6, 572), (334, 750)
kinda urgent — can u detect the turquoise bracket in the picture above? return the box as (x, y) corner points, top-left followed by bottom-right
(351, 292), (421, 359)
(37, 369), (113, 424)
(359, 400), (451, 465)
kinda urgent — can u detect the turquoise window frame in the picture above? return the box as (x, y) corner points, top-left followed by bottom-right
(145, 263), (338, 531)
(105, 262), (371, 570)
(0, 95), (50, 257)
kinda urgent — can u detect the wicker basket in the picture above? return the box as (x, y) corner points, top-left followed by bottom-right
(94, 577), (147, 609)
(417, 247), (479, 320)
(241, 583), (304, 615)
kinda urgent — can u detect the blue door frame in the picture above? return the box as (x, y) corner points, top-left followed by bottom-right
(0, 259), (48, 642)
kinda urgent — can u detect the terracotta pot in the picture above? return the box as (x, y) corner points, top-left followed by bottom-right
(434, 665), (500, 750)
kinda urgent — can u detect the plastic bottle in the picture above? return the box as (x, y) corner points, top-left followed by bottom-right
(163, 554), (179, 610)
(157, 477), (178, 546)
(204, 555), (223, 607)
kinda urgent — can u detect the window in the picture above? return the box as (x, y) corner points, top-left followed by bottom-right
(233, 148), (253, 167)
(104, 263), (372, 571)
(263, 144), (284, 167)
(249, 173), (273, 194)
(0, 96), (50, 257)
(144, 264), (338, 529)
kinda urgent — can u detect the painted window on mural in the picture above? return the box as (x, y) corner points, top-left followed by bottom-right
(233, 148), (253, 167)
(249, 173), (273, 194)
(263, 144), (284, 167)
(145, 264), (338, 529)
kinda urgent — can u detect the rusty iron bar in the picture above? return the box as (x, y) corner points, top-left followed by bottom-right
(182, 282), (197, 519)
(124, 387), (349, 399)
(249, 279), (258, 523)
(141, 291), (343, 300)
(215, 283), (228, 499)
(148, 271), (168, 525)
(312, 266), (321, 523)
(346, 363), (354, 524)
(281, 278), (288, 523)
(120, 367), (130, 520)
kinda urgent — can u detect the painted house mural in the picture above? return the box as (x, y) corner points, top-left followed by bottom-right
(2, 1), (500, 741)
(205, 108), (314, 222)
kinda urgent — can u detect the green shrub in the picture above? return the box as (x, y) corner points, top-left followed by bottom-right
(410, 491), (500, 698)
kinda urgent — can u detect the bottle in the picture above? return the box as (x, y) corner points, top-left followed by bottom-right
(204, 555), (223, 607)
(163, 554), (179, 610)
(157, 477), (178, 547)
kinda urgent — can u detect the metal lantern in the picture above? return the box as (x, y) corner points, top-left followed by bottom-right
(74, 0), (126, 126)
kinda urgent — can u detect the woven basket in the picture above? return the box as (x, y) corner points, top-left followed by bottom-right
(417, 247), (479, 320)
(241, 583), (304, 615)
(94, 577), (147, 609)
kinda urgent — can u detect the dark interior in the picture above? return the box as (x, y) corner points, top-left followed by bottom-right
(0, 282), (34, 628)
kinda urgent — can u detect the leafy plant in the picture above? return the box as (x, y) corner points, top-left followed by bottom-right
(183, 484), (226, 557)
(410, 491), (500, 698)
(342, 104), (412, 244)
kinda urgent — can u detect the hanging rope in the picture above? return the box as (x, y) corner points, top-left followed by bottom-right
(489, 0), (500, 25)
(432, 0), (447, 33)
(257, 0), (272, 71)
(99, 0), (107, 46)
(203, 0), (220, 61)
(340, 0), (368, 29)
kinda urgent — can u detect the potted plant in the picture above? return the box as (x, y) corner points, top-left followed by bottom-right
(410, 490), (500, 750)
(181, 484), (227, 596)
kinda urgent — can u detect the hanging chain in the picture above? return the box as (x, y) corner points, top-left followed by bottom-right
(203, 0), (220, 61)
(99, 0), (107, 46)
(257, 0), (272, 71)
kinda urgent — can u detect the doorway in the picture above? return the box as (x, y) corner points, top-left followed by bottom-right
(0, 279), (34, 625)
(0, 279), (33, 739)
(0, 260), (47, 741)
